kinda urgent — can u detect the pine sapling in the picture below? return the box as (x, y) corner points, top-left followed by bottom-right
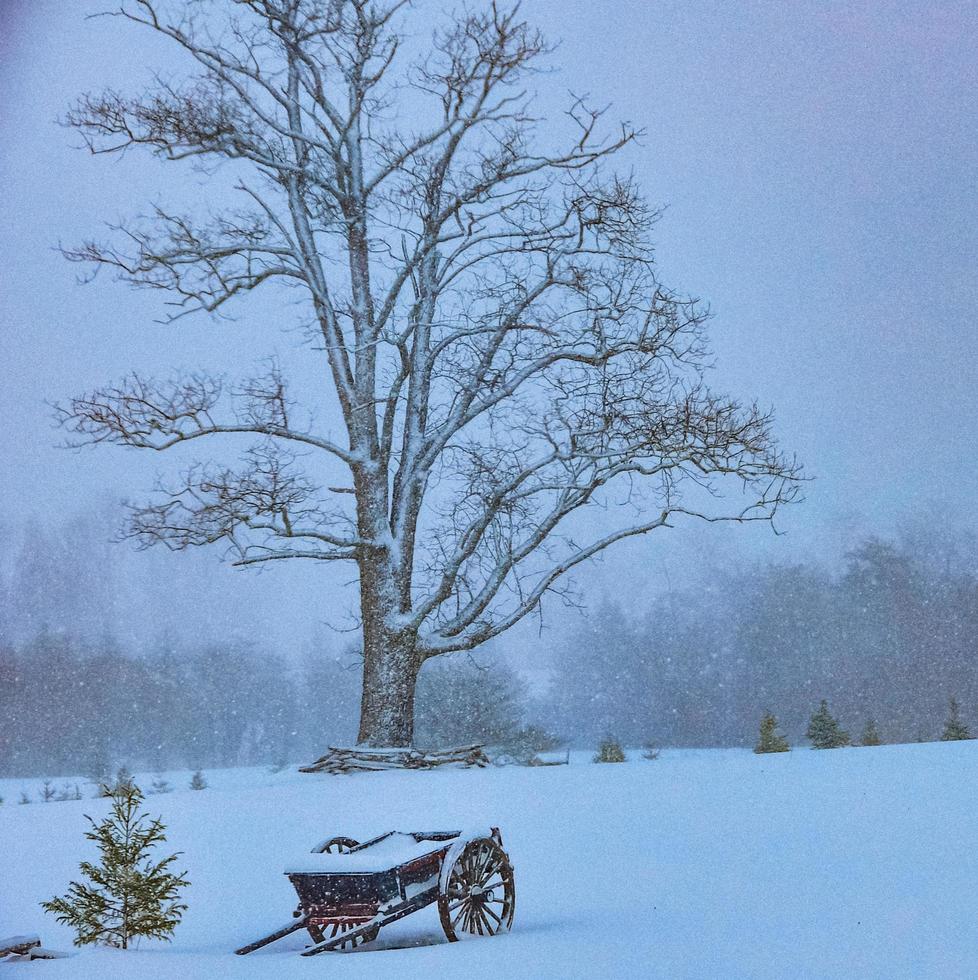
(594, 736), (626, 763)
(98, 768), (135, 798)
(754, 712), (790, 753)
(41, 780), (57, 803)
(41, 782), (189, 949)
(189, 770), (207, 791)
(806, 700), (850, 749)
(941, 697), (972, 741)
(859, 719), (882, 747)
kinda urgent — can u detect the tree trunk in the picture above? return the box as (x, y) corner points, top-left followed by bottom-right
(354, 468), (421, 748)
(357, 628), (420, 747)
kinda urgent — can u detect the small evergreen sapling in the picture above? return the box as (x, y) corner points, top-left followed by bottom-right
(593, 736), (626, 763)
(41, 782), (189, 949)
(41, 780), (57, 802)
(149, 776), (173, 795)
(754, 712), (790, 753)
(806, 700), (850, 749)
(189, 770), (207, 791)
(98, 767), (135, 798)
(859, 719), (882, 747)
(940, 698), (972, 741)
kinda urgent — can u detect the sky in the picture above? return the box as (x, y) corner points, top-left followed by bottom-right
(1, 0), (976, 655)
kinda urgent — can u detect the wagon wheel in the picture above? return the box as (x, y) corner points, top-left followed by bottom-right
(311, 836), (360, 854)
(324, 921), (380, 950)
(438, 837), (515, 942)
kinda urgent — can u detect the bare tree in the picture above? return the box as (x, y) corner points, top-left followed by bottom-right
(59, 0), (800, 747)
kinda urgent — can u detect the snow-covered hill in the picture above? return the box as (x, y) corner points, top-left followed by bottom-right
(2, 742), (976, 979)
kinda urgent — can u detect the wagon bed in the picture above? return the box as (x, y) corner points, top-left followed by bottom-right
(236, 827), (515, 957)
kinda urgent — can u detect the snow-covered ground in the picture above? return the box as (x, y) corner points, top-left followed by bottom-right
(2, 742), (976, 978)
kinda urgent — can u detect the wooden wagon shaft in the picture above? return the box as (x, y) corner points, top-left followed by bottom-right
(234, 915), (309, 955)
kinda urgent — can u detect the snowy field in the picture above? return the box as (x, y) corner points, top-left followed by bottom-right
(2, 741), (976, 979)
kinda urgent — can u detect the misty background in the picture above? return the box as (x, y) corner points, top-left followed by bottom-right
(2, 1), (977, 775)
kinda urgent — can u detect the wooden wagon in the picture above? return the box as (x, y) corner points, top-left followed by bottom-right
(236, 828), (515, 957)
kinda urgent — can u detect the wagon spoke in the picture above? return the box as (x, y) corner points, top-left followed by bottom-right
(483, 904), (502, 926)
(477, 905), (493, 934)
(469, 843), (487, 876)
(475, 843), (493, 875)
(479, 860), (502, 885)
(482, 873), (505, 893)
(476, 844), (495, 879)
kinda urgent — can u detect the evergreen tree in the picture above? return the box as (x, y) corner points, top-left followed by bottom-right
(189, 770), (207, 791)
(754, 712), (790, 753)
(806, 700), (850, 749)
(114, 767), (135, 792)
(940, 697), (972, 741)
(99, 767), (135, 798)
(41, 783), (189, 948)
(414, 657), (525, 750)
(859, 719), (882, 746)
(593, 736), (626, 763)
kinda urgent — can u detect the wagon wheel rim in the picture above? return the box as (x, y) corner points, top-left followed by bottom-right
(313, 836), (360, 854)
(438, 838), (515, 942)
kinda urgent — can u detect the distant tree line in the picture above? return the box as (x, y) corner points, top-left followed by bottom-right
(544, 530), (978, 747)
(3, 523), (978, 776)
(0, 630), (536, 778)
(0, 634), (304, 777)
